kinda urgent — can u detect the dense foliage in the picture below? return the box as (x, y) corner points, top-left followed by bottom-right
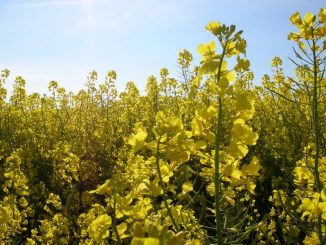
(0, 9), (325, 245)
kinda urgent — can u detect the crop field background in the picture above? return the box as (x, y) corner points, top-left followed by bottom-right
(0, 1), (325, 245)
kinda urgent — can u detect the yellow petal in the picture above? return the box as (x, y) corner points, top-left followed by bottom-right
(303, 13), (316, 26)
(205, 21), (221, 36)
(289, 12), (302, 27)
(182, 182), (193, 193)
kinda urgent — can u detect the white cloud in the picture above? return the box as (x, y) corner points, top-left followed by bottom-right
(78, 0), (193, 34)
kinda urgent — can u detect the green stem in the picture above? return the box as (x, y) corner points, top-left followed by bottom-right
(214, 96), (223, 245)
(312, 40), (322, 192)
(155, 136), (180, 231)
(214, 38), (228, 245)
(312, 37), (323, 244)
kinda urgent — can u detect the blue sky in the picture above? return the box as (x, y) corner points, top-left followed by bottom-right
(0, 0), (324, 94)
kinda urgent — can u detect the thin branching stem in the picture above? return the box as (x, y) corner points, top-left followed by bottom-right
(155, 136), (180, 231)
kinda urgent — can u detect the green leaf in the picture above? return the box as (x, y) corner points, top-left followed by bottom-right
(219, 77), (229, 90)
(133, 222), (145, 237)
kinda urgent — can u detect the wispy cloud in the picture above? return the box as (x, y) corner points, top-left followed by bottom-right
(74, 0), (192, 34)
